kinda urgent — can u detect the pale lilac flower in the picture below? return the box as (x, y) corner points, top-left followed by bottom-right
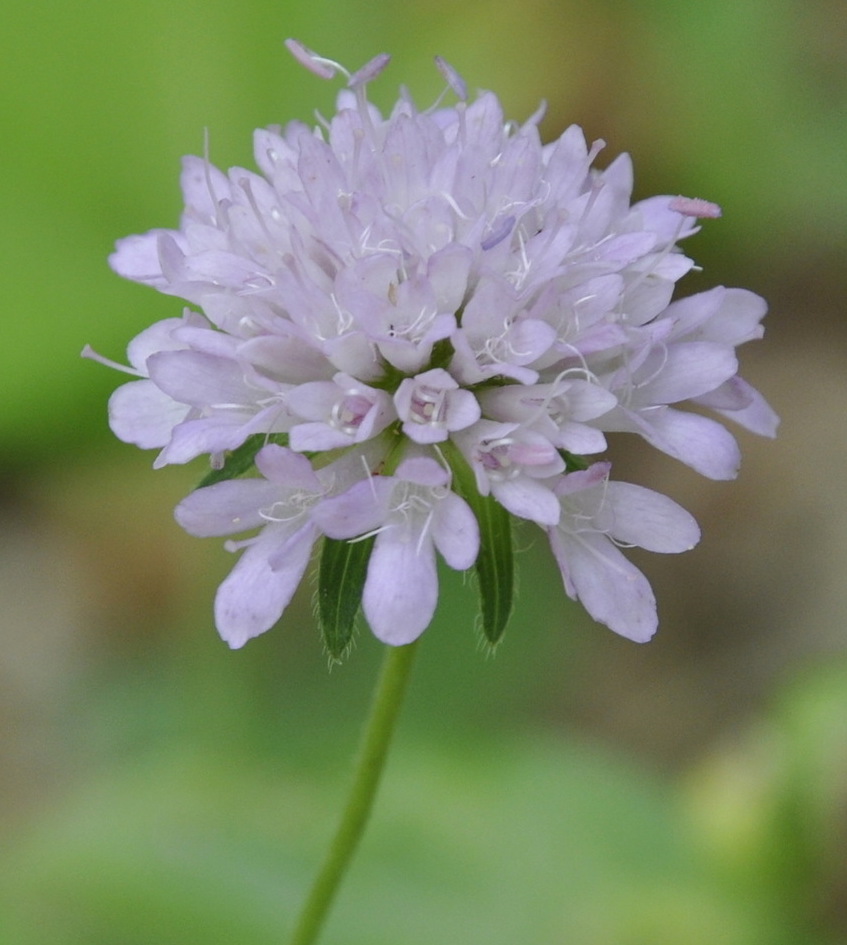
(83, 315), (194, 450)
(454, 420), (564, 526)
(312, 456), (479, 644)
(548, 463), (700, 642)
(84, 308), (294, 468)
(592, 285), (775, 478)
(286, 373), (393, 451)
(478, 377), (616, 455)
(174, 443), (367, 647)
(591, 326), (743, 480)
(91, 43), (777, 647)
(394, 368), (481, 444)
(659, 286), (779, 437)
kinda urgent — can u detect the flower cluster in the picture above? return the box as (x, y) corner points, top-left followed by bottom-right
(88, 42), (777, 651)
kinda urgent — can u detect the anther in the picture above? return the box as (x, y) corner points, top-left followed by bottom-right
(669, 196), (722, 219)
(434, 56), (468, 101)
(284, 39), (343, 81)
(348, 53), (391, 89)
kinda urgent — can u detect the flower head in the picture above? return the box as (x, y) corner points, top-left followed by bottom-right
(88, 43), (776, 651)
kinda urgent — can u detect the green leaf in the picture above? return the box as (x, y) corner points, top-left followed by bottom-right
(468, 492), (514, 645)
(426, 337), (455, 372)
(441, 441), (514, 645)
(561, 449), (590, 472)
(318, 536), (375, 660)
(195, 434), (288, 489)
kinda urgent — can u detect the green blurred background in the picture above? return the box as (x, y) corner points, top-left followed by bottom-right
(2, 0), (846, 942)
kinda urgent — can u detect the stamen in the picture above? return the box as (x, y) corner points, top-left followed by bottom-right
(522, 99), (547, 128)
(348, 53), (391, 89)
(669, 195), (722, 219)
(481, 215), (515, 251)
(630, 342), (670, 392)
(622, 200), (699, 302)
(259, 500), (304, 524)
(331, 393), (372, 433)
(438, 190), (472, 221)
(284, 39), (344, 80)
(504, 227), (532, 288)
(259, 486), (323, 524)
(410, 385), (447, 425)
(415, 507), (435, 555)
(523, 369), (594, 427)
(478, 438), (518, 480)
(434, 56), (468, 101)
(587, 137), (606, 164)
(329, 293), (354, 335)
(348, 524), (390, 543)
(80, 345), (144, 377)
(431, 443), (454, 487)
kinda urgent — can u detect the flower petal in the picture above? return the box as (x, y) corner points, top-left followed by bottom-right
(214, 524), (316, 648)
(175, 479), (281, 536)
(635, 342), (738, 404)
(549, 529), (658, 643)
(492, 477), (560, 526)
(431, 492), (479, 570)
(362, 530), (438, 645)
(108, 379), (188, 449)
(604, 482), (700, 553)
(312, 478), (395, 539)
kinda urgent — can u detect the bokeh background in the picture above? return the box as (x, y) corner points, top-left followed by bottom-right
(2, 1), (846, 942)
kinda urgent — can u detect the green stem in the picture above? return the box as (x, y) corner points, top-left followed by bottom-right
(287, 640), (419, 945)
